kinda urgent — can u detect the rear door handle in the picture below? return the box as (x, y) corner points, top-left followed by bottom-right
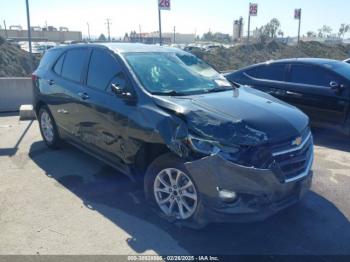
(78, 92), (90, 100)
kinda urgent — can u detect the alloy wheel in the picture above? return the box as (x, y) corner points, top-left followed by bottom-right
(154, 168), (198, 220)
(40, 111), (54, 143)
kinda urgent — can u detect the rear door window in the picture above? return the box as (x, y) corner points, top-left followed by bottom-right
(289, 64), (336, 87)
(61, 49), (89, 82)
(87, 49), (123, 91)
(246, 64), (286, 81)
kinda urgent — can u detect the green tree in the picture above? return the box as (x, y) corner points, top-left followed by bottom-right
(256, 18), (282, 43)
(98, 34), (107, 41)
(338, 24), (350, 38)
(318, 25), (333, 38)
(306, 31), (316, 38)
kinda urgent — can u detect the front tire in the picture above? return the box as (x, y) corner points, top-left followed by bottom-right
(38, 106), (61, 149)
(144, 153), (208, 229)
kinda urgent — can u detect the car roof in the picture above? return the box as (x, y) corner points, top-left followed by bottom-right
(49, 42), (183, 54)
(240, 58), (346, 71)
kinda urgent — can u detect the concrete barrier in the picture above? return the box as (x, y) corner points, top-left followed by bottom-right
(0, 78), (32, 112)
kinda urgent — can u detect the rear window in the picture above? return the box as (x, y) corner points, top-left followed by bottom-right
(61, 49), (89, 82)
(37, 49), (61, 71)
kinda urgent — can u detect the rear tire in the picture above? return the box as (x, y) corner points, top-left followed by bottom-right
(144, 153), (208, 229)
(38, 106), (62, 149)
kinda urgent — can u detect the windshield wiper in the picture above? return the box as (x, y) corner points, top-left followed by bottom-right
(205, 86), (233, 93)
(151, 90), (188, 96)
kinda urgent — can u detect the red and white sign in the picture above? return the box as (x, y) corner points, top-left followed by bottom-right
(249, 3), (258, 16)
(294, 9), (301, 20)
(159, 0), (171, 10)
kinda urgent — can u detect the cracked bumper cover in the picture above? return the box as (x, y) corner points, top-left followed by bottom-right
(184, 154), (313, 223)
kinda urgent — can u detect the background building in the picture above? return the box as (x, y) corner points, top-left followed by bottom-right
(233, 18), (244, 42)
(125, 31), (196, 44)
(0, 26), (82, 42)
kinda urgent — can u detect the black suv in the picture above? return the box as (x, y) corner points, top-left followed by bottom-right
(226, 58), (350, 134)
(33, 43), (313, 228)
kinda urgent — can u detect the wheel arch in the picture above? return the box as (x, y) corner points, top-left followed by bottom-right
(134, 142), (171, 175)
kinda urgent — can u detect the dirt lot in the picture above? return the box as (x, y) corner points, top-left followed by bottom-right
(0, 113), (350, 255)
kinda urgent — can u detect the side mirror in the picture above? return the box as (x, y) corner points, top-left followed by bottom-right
(111, 83), (124, 96)
(330, 81), (339, 89)
(330, 81), (345, 93)
(111, 83), (135, 101)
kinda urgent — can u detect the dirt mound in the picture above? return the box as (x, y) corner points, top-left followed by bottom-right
(0, 36), (40, 77)
(191, 40), (350, 72)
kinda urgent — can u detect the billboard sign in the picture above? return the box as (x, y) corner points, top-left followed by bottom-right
(159, 0), (171, 10)
(249, 3), (258, 16)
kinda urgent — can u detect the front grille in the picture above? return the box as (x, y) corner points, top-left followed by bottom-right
(271, 131), (313, 183)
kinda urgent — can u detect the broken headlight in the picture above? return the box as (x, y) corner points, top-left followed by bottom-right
(188, 135), (239, 156)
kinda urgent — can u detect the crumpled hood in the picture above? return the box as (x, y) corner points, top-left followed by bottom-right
(152, 86), (309, 146)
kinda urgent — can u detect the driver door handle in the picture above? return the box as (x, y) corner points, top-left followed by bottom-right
(286, 91), (303, 97)
(78, 92), (90, 100)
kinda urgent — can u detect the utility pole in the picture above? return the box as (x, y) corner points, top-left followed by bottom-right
(297, 9), (302, 44)
(173, 26), (176, 44)
(3, 20), (8, 39)
(25, 0), (33, 71)
(158, 8), (162, 45)
(105, 18), (112, 42)
(87, 22), (91, 41)
(139, 24), (142, 43)
(247, 14), (251, 43)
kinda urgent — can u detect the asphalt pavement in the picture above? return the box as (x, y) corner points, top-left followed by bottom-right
(0, 113), (349, 255)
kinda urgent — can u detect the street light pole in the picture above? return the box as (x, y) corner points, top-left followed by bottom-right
(247, 13), (251, 43)
(3, 20), (8, 39)
(25, 0), (32, 55)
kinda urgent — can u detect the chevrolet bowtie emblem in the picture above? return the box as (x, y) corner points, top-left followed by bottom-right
(292, 137), (302, 146)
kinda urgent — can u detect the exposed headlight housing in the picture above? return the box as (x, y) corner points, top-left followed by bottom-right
(188, 135), (239, 156)
(188, 135), (220, 155)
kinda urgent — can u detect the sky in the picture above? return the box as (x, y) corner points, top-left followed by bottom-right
(0, 0), (349, 39)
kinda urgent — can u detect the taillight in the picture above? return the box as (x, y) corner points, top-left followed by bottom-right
(31, 74), (38, 81)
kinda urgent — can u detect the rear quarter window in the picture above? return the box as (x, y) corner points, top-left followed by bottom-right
(37, 49), (61, 71)
(53, 54), (65, 75)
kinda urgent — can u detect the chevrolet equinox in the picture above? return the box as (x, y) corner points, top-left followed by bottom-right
(33, 43), (314, 228)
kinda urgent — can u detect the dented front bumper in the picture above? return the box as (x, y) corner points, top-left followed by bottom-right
(184, 154), (313, 223)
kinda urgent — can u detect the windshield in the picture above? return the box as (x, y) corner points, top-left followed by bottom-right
(124, 52), (233, 95)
